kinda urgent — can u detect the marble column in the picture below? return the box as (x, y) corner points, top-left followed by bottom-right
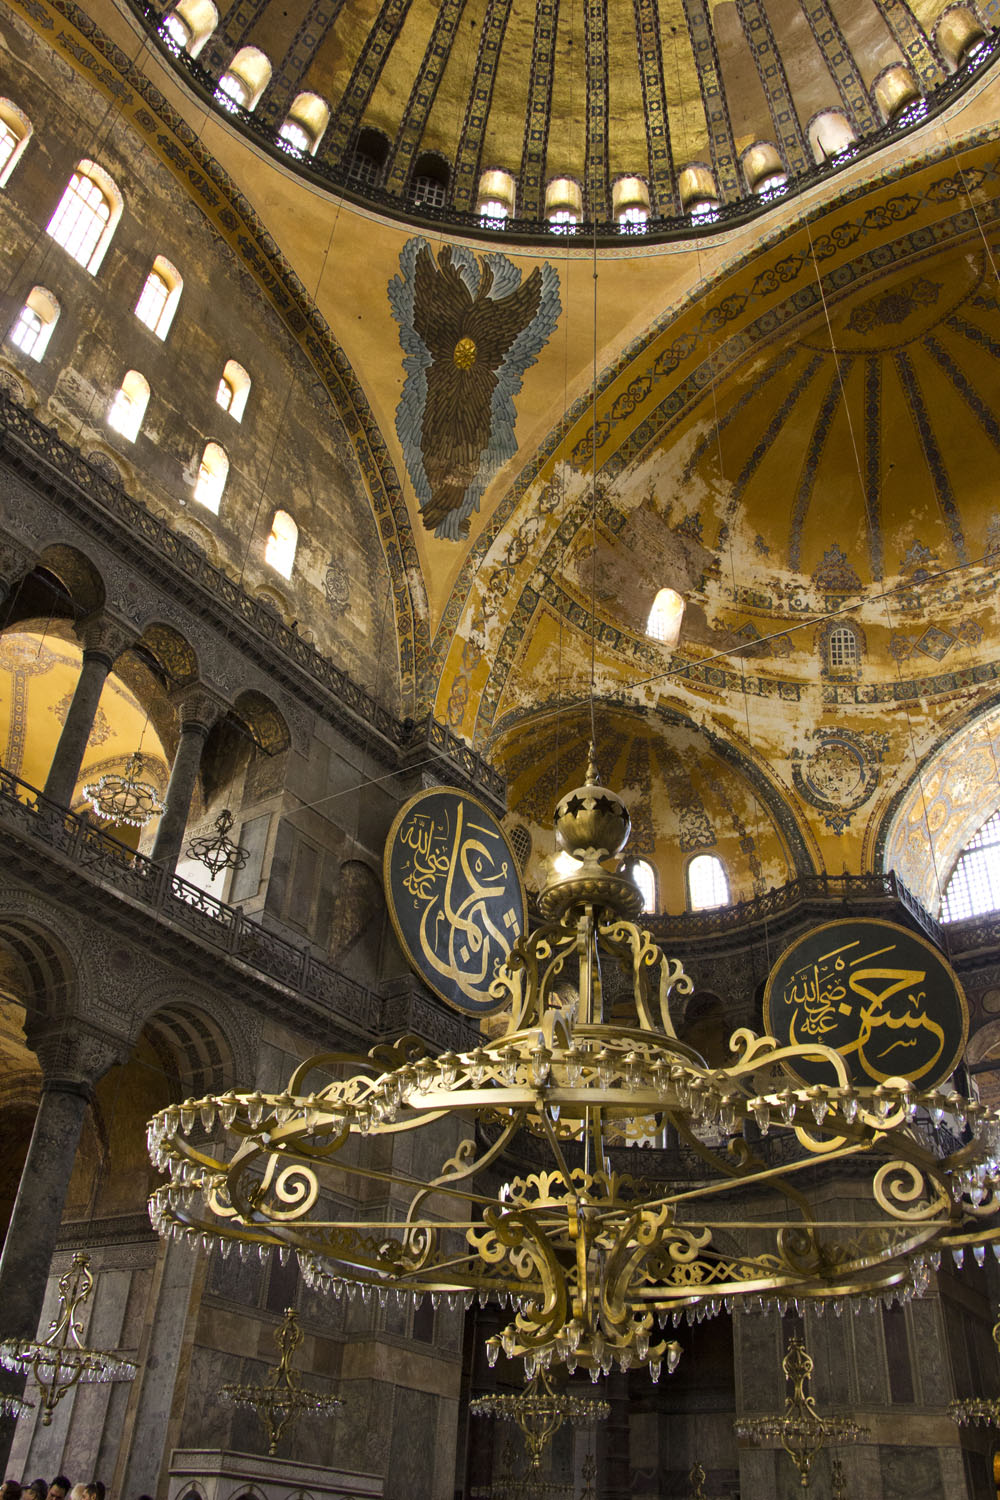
(43, 614), (134, 807)
(0, 1022), (125, 1468)
(150, 691), (221, 870)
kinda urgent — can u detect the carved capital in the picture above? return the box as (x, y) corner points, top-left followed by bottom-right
(26, 1018), (129, 1092)
(78, 611), (136, 667)
(174, 686), (226, 737)
(0, 535), (34, 593)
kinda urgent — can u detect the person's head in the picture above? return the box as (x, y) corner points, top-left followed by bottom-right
(28, 1482), (47, 1500)
(85, 1485), (104, 1500)
(47, 1480), (70, 1500)
(67, 1485), (88, 1500)
(1, 1481), (23, 1500)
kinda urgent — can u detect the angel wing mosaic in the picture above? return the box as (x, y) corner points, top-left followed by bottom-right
(389, 239), (561, 540)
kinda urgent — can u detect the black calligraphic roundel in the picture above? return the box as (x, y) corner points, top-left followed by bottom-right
(763, 918), (968, 1090)
(383, 788), (527, 1016)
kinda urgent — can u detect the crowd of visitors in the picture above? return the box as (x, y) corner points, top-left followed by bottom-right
(0, 1480), (153, 1500)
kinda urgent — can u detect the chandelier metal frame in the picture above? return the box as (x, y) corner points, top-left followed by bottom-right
(949, 1309), (1000, 1426)
(734, 1336), (867, 1488)
(186, 808), (249, 879)
(0, 1253), (137, 1425)
(146, 755), (1000, 1383)
(219, 1305), (343, 1455)
(470, 1367), (611, 1470)
(83, 749), (164, 829)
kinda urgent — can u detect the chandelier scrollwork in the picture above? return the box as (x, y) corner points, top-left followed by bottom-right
(0, 1254), (137, 1425)
(83, 750), (164, 829)
(146, 752), (1000, 1385)
(186, 808), (249, 878)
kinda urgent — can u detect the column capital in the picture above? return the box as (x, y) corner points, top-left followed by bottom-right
(0, 535), (34, 594)
(77, 611), (136, 667)
(174, 686), (226, 737)
(25, 1017), (128, 1092)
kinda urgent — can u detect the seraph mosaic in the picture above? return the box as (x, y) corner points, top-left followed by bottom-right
(389, 239), (561, 541)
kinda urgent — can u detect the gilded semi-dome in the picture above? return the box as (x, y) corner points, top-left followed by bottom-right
(141, 0), (995, 231)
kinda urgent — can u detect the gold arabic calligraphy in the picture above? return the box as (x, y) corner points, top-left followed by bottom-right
(398, 801), (520, 1005)
(783, 938), (946, 1084)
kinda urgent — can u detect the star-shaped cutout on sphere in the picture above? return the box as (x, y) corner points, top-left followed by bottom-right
(561, 794), (588, 816)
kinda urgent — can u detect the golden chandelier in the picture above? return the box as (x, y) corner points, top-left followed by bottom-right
(734, 1335), (867, 1487)
(147, 752), (1000, 1379)
(219, 1305), (343, 1454)
(469, 1367), (611, 1470)
(83, 750), (164, 829)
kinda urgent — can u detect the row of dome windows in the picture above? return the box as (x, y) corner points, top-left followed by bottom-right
(558, 852), (730, 913)
(0, 133), (301, 582)
(150, 1), (990, 226)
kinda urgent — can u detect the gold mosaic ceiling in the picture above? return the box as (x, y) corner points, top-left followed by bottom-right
(153, 0), (983, 224)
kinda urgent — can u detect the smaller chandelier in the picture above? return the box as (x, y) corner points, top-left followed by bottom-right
(734, 1337), (867, 1488)
(949, 1308), (1000, 1426)
(470, 1368), (610, 1471)
(0, 1253), (137, 1425)
(186, 809), (249, 878)
(84, 751), (164, 828)
(220, 1306), (343, 1455)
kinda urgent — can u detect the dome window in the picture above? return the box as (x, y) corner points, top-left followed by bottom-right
(545, 177), (582, 232)
(347, 128), (389, 189)
(646, 587), (685, 645)
(47, 158), (122, 273)
(934, 4), (988, 70)
(411, 153), (450, 210)
(477, 168), (516, 227)
(160, 0), (218, 57)
(741, 142), (788, 199)
(194, 441), (229, 512)
(941, 808), (1000, 921)
(216, 47), (271, 113)
(265, 510), (298, 578)
(678, 164), (719, 221)
(8, 286), (59, 361)
(627, 857), (657, 914)
(819, 619), (865, 679)
(0, 99), (32, 188)
(688, 854), (729, 911)
(135, 254), (182, 339)
(216, 359), (251, 422)
(807, 109), (857, 164)
(279, 93), (330, 156)
(873, 63), (922, 123)
(107, 370), (150, 443)
(613, 176), (650, 231)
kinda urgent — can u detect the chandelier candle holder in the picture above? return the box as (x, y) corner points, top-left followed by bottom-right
(186, 808), (249, 879)
(147, 752), (1000, 1387)
(734, 1337), (867, 1488)
(0, 1253), (137, 1425)
(83, 750), (164, 829)
(470, 1368), (611, 1470)
(688, 1463), (709, 1499)
(949, 1309), (1000, 1426)
(220, 1306), (343, 1455)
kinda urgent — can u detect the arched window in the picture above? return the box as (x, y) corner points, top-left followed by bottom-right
(347, 128), (389, 188)
(217, 47), (271, 112)
(279, 93), (329, 156)
(194, 442), (229, 511)
(8, 287), (59, 361)
(477, 168), (516, 227)
(47, 159), (122, 273)
(678, 163), (719, 220)
(807, 109), (857, 163)
(688, 853), (729, 911)
(545, 177), (582, 232)
(613, 176), (650, 230)
(0, 100), (32, 188)
(742, 141), (788, 198)
(107, 370), (150, 442)
(411, 153), (449, 210)
(827, 625), (858, 671)
(135, 254), (183, 339)
(216, 359), (251, 421)
(935, 4), (987, 68)
(161, 0), (218, 57)
(941, 809), (1000, 921)
(646, 587), (685, 645)
(628, 858), (657, 914)
(265, 509), (298, 578)
(873, 62), (922, 123)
